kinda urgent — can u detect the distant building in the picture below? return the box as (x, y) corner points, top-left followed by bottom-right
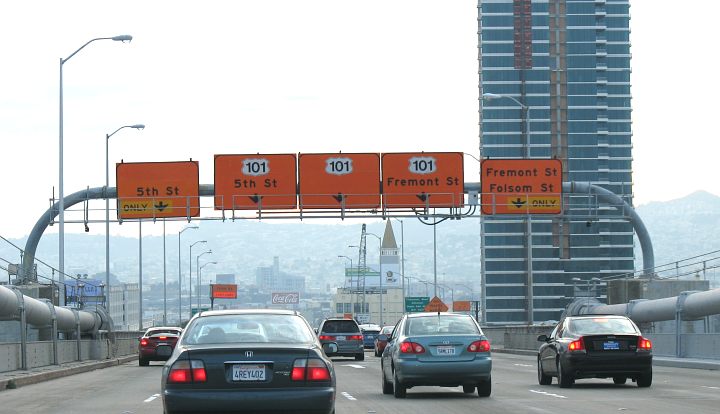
(109, 283), (139, 330)
(216, 273), (236, 285)
(255, 257), (305, 293)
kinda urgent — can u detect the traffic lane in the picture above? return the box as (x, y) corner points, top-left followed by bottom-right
(333, 351), (720, 414)
(0, 361), (164, 414)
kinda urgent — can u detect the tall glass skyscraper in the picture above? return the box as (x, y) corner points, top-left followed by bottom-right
(479, 0), (634, 324)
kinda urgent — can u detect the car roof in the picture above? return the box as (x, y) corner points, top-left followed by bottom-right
(323, 318), (359, 322)
(405, 312), (473, 318)
(146, 326), (182, 331)
(566, 314), (629, 320)
(197, 309), (298, 317)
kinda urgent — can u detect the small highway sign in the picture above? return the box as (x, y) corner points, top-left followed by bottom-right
(405, 297), (430, 312)
(453, 301), (471, 312)
(481, 159), (562, 214)
(116, 161), (200, 219)
(211, 284), (237, 299)
(214, 154), (297, 210)
(381, 152), (464, 208)
(424, 296), (449, 312)
(298, 153), (380, 209)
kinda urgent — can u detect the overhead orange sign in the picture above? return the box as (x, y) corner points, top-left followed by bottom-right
(481, 159), (562, 215)
(381, 152), (464, 208)
(424, 296), (449, 312)
(453, 301), (471, 312)
(298, 153), (380, 209)
(116, 161), (200, 219)
(214, 154), (297, 210)
(211, 284), (237, 299)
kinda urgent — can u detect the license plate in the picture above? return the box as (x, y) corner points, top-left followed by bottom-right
(232, 364), (266, 381)
(603, 341), (620, 350)
(155, 345), (172, 356)
(437, 346), (455, 355)
(336, 336), (346, 341)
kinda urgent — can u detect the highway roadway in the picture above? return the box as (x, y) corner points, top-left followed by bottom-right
(0, 351), (719, 413)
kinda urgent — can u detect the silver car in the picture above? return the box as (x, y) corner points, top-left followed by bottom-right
(381, 312), (492, 398)
(317, 318), (365, 361)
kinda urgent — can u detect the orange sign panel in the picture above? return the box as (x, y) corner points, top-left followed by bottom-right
(116, 161), (200, 219)
(424, 296), (449, 312)
(211, 284), (237, 299)
(453, 301), (471, 312)
(214, 154), (297, 210)
(298, 153), (380, 209)
(481, 159), (562, 215)
(382, 152), (464, 208)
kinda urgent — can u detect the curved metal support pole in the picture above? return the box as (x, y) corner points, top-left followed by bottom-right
(563, 182), (654, 276)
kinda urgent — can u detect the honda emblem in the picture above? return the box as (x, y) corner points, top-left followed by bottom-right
(245, 351), (253, 358)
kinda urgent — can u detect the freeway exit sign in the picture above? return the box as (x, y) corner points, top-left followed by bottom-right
(405, 297), (430, 312)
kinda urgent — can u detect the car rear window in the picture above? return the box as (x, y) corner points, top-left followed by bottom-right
(568, 318), (638, 335)
(182, 314), (315, 345)
(407, 315), (480, 336)
(321, 320), (360, 334)
(146, 329), (181, 337)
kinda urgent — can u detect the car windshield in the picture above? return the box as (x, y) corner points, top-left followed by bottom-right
(380, 326), (394, 335)
(568, 318), (638, 335)
(182, 314), (315, 345)
(406, 315), (479, 336)
(321, 320), (360, 333)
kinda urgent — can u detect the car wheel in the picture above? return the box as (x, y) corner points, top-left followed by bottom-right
(557, 359), (573, 388)
(355, 353), (365, 361)
(637, 368), (652, 388)
(382, 365), (394, 395)
(393, 370), (406, 398)
(613, 376), (627, 385)
(462, 385), (475, 393)
(477, 377), (491, 397)
(538, 358), (552, 385)
(139, 358), (149, 367)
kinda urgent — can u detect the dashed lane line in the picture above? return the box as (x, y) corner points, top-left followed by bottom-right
(529, 389), (568, 399)
(143, 394), (161, 403)
(341, 364), (366, 369)
(341, 391), (358, 401)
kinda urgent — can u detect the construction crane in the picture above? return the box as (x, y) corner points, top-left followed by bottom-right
(355, 224), (368, 321)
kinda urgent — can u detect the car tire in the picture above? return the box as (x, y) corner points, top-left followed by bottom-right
(613, 376), (627, 385)
(462, 385), (475, 393)
(637, 368), (652, 388)
(139, 358), (149, 367)
(557, 359), (573, 388)
(538, 358), (552, 385)
(355, 353), (365, 361)
(393, 370), (406, 398)
(382, 365), (394, 395)
(477, 377), (491, 397)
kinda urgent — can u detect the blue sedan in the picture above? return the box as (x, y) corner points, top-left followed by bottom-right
(380, 312), (492, 398)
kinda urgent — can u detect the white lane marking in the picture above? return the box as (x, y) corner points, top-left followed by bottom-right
(341, 391), (357, 401)
(530, 389), (568, 399)
(342, 364), (366, 369)
(514, 363), (533, 368)
(143, 394), (161, 403)
(701, 386), (720, 390)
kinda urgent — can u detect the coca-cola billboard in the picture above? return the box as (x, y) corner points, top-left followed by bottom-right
(272, 292), (300, 304)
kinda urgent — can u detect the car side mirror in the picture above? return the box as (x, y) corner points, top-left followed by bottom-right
(378, 334), (388, 341)
(322, 342), (338, 355)
(314, 328), (318, 334)
(137, 336), (142, 341)
(537, 334), (549, 342)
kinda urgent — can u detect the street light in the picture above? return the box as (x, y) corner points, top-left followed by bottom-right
(177, 226), (198, 324)
(391, 218), (406, 307)
(196, 250), (212, 311)
(367, 233), (383, 325)
(58, 35), (132, 303)
(337, 255), (353, 287)
(199, 261), (217, 309)
(189, 240), (207, 318)
(105, 124), (144, 311)
(482, 91), (534, 324)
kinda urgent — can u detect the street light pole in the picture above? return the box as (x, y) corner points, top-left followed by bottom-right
(138, 220), (143, 330)
(189, 240), (207, 317)
(177, 226), (198, 324)
(392, 218), (406, 310)
(59, 35), (132, 303)
(367, 233), (382, 325)
(105, 124), (144, 312)
(338, 255), (353, 316)
(199, 261), (217, 308)
(196, 250), (212, 310)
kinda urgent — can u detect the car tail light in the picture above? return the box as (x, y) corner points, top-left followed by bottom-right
(292, 359), (331, 381)
(168, 360), (206, 383)
(399, 341), (425, 354)
(348, 335), (364, 341)
(638, 337), (652, 350)
(140, 339), (148, 346)
(568, 337), (585, 352)
(467, 340), (491, 353)
(159, 336), (167, 340)
(318, 335), (335, 341)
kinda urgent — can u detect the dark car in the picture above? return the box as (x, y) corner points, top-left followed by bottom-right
(537, 315), (653, 388)
(161, 309), (335, 414)
(381, 312), (492, 398)
(359, 324), (381, 349)
(374, 325), (394, 357)
(138, 327), (182, 366)
(317, 318), (364, 361)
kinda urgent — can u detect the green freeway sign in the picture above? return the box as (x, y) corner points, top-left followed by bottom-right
(405, 296), (430, 312)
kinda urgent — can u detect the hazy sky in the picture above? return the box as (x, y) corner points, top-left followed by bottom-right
(1, 0), (717, 240)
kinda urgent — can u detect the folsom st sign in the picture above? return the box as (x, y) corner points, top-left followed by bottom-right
(481, 159), (563, 214)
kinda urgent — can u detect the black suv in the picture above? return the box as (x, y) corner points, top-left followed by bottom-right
(317, 318), (365, 360)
